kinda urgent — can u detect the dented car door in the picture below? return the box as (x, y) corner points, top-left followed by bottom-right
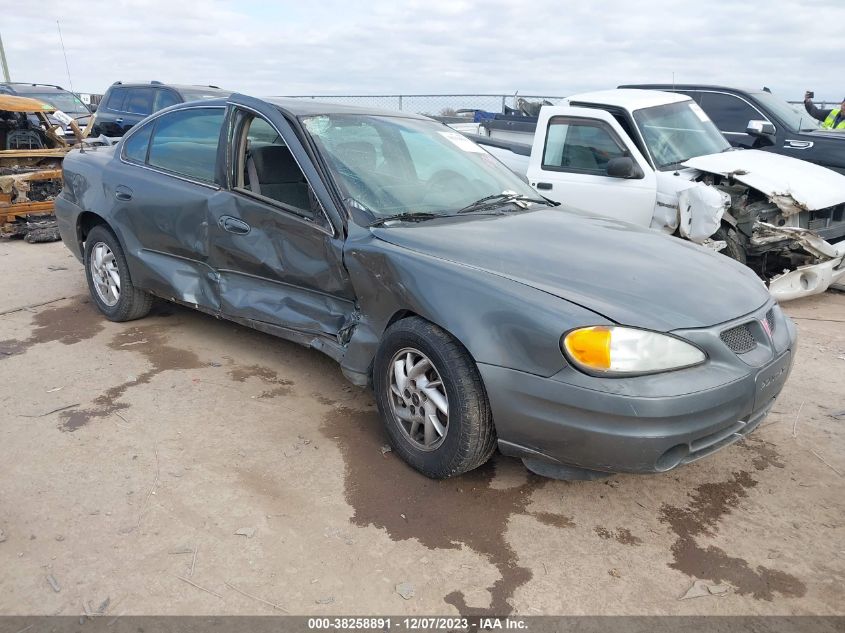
(207, 95), (356, 340)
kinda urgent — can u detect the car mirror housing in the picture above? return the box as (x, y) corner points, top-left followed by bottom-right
(746, 119), (775, 137)
(605, 156), (642, 179)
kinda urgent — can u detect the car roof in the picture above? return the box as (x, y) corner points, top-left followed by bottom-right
(0, 94), (56, 113)
(261, 96), (430, 119)
(108, 82), (231, 94)
(169, 95), (430, 120)
(619, 84), (765, 94)
(0, 83), (70, 94)
(567, 88), (691, 110)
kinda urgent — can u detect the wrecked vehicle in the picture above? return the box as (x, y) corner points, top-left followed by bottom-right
(0, 94), (84, 242)
(468, 89), (845, 301)
(56, 95), (795, 480)
(0, 82), (92, 139)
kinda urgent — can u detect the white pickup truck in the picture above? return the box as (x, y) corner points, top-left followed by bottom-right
(466, 89), (845, 301)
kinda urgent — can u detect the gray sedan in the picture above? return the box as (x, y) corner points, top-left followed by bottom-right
(55, 94), (796, 480)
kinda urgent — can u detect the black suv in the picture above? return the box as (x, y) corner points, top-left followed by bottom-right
(90, 81), (231, 137)
(0, 82), (92, 137)
(621, 84), (845, 174)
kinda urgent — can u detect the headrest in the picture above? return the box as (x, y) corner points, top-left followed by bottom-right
(250, 145), (302, 183)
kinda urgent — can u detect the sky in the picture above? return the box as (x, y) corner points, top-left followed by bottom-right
(2, 0), (843, 107)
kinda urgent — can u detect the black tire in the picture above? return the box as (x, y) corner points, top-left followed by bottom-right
(713, 225), (747, 265)
(373, 317), (496, 479)
(84, 224), (152, 322)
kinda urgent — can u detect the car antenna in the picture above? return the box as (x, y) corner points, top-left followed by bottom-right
(56, 20), (75, 95)
(0, 32), (11, 82)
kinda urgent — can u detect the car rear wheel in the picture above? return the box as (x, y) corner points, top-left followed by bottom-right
(84, 225), (152, 322)
(373, 317), (496, 478)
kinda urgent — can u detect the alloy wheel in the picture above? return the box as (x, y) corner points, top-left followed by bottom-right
(387, 347), (450, 451)
(90, 241), (121, 307)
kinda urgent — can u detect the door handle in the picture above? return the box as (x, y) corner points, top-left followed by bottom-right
(115, 185), (133, 201)
(218, 215), (251, 235)
(115, 118), (123, 123)
(536, 182), (553, 190)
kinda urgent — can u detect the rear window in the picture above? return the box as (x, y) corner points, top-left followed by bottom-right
(147, 107), (225, 182)
(124, 88), (154, 115)
(105, 87), (128, 111)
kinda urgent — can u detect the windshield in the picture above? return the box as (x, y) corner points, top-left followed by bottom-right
(633, 100), (731, 170)
(29, 92), (89, 115)
(300, 114), (539, 220)
(750, 91), (821, 132)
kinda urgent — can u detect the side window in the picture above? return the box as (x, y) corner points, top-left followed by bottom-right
(147, 108), (225, 182)
(235, 113), (320, 219)
(542, 117), (628, 174)
(698, 93), (762, 133)
(123, 123), (153, 163)
(105, 87), (128, 111)
(124, 88), (154, 115)
(153, 89), (180, 112)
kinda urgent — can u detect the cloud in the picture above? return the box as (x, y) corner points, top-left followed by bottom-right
(2, 0), (842, 105)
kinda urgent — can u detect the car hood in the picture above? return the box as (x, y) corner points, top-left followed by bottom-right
(683, 149), (845, 213)
(371, 209), (770, 331)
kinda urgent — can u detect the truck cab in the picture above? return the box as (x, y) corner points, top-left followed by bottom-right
(471, 89), (845, 301)
(621, 84), (845, 175)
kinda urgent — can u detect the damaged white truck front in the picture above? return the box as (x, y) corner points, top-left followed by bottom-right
(472, 89), (845, 301)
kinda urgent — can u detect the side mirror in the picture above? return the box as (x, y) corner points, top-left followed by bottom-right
(746, 119), (775, 137)
(88, 103), (98, 113)
(606, 156), (642, 179)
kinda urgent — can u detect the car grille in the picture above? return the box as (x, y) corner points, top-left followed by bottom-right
(720, 323), (756, 354)
(765, 308), (776, 333)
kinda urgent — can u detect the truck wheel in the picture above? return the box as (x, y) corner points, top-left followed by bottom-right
(373, 317), (496, 479)
(84, 225), (152, 322)
(713, 225), (747, 265)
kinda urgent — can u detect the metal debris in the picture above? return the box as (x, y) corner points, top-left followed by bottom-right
(679, 579), (731, 600)
(395, 582), (415, 600)
(235, 527), (256, 538)
(381, 445), (392, 455)
(315, 596), (335, 605)
(46, 574), (61, 593)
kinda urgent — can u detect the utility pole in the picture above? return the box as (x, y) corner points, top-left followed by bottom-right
(0, 32), (11, 82)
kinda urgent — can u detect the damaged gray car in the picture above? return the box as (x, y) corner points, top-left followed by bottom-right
(55, 95), (797, 480)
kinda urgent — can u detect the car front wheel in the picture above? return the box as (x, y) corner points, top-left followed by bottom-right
(84, 224), (152, 322)
(373, 317), (496, 478)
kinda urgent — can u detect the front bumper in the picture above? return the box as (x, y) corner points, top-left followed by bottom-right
(482, 304), (797, 474)
(768, 254), (845, 301)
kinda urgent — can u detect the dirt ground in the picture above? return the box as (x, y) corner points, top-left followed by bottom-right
(0, 239), (843, 617)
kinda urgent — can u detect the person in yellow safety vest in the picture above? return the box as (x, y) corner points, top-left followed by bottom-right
(804, 91), (845, 129)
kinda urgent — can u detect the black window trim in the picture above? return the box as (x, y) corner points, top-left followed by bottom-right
(227, 104), (335, 236)
(540, 115), (635, 176)
(118, 104), (225, 190)
(684, 89), (774, 136)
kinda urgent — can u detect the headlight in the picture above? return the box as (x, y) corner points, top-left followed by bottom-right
(562, 326), (706, 376)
